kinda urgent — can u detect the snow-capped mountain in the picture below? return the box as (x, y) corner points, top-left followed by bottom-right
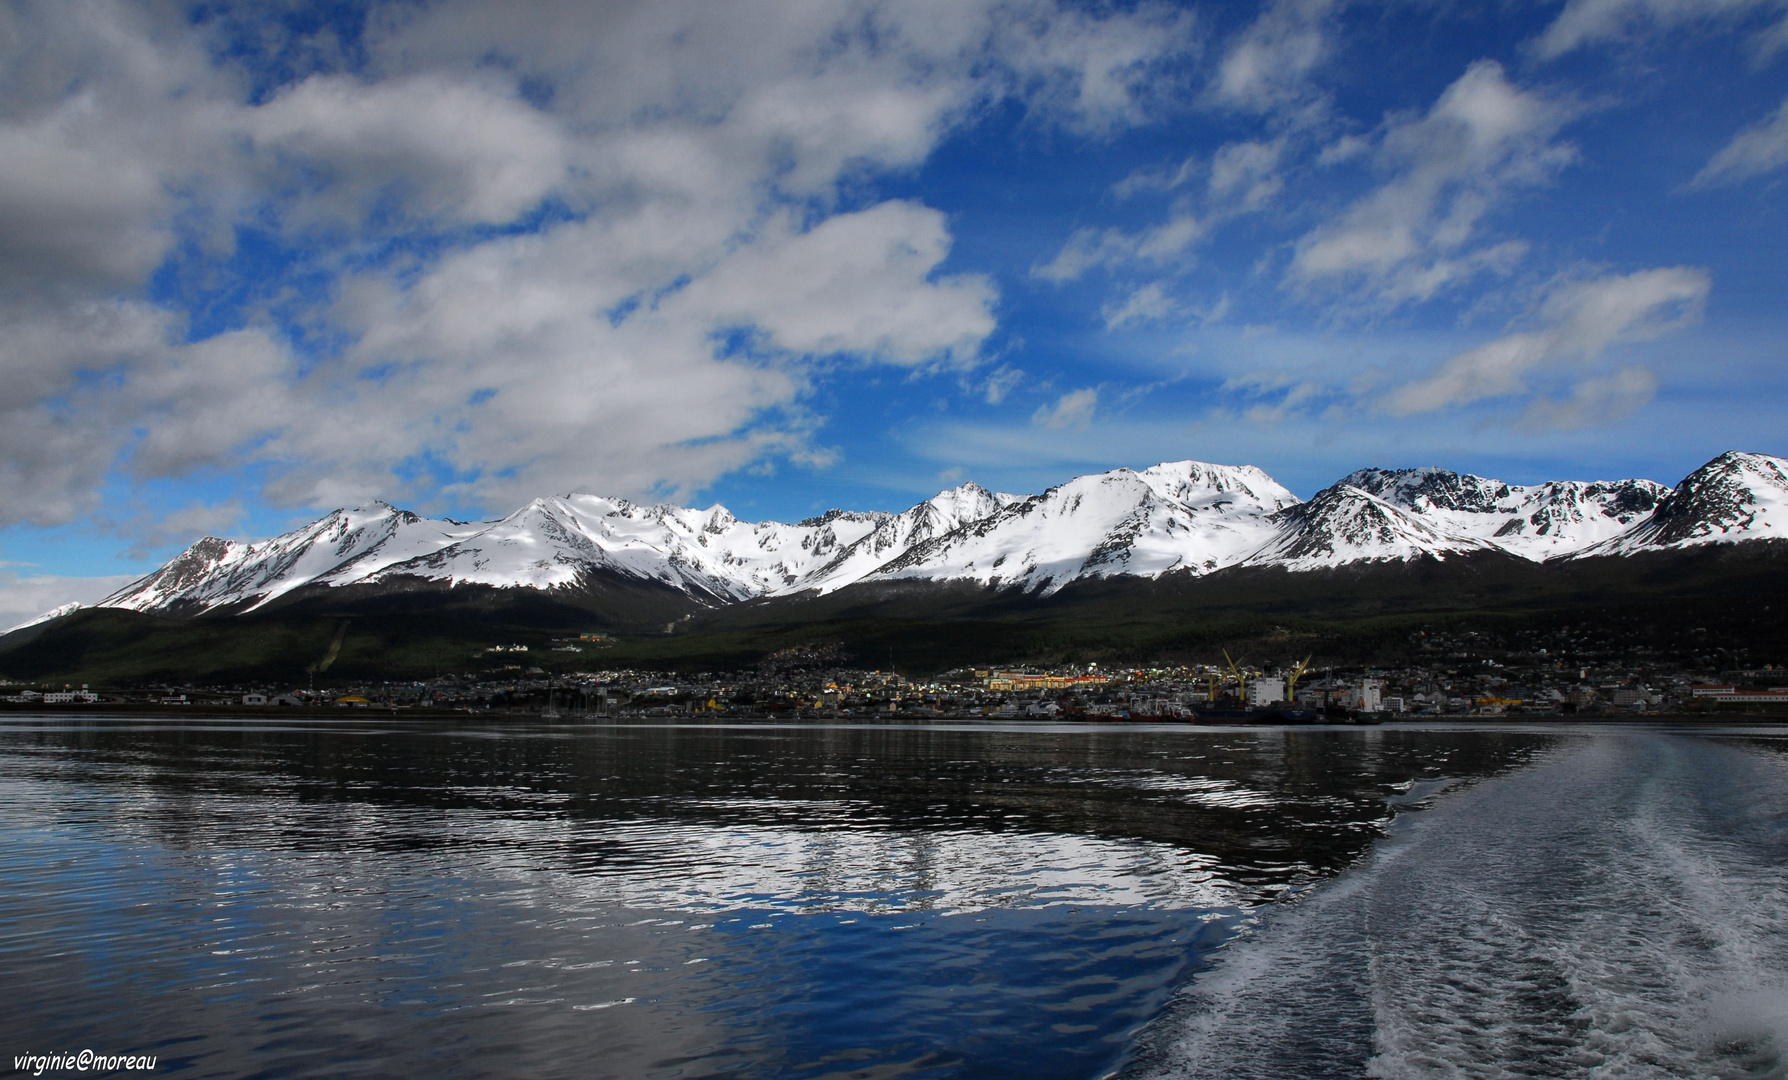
(87, 451), (1788, 619)
(3, 601), (86, 635)
(1336, 468), (1669, 560)
(101, 504), (477, 614)
(1247, 485), (1501, 572)
(1595, 451), (1788, 553)
(862, 461), (1298, 591)
(98, 482), (1025, 614)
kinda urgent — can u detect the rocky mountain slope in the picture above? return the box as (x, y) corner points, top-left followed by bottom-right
(72, 450), (1788, 623)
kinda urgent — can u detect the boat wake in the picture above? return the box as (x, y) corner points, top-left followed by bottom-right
(1129, 731), (1788, 1079)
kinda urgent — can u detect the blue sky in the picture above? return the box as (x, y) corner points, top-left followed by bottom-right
(1, 0), (1786, 621)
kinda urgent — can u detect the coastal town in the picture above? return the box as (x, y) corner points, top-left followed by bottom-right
(5, 623), (1784, 718)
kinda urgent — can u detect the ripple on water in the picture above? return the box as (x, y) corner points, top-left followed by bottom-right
(0, 717), (1552, 1079)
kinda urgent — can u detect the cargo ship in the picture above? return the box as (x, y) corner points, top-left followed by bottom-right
(1117, 697), (1322, 724)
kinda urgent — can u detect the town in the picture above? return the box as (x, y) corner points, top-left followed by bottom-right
(4, 621), (1784, 718)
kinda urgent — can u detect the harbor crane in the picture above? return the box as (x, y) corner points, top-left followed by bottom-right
(1285, 655), (1312, 705)
(1222, 650), (1249, 705)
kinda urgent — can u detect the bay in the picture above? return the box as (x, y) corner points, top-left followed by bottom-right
(4, 719), (1775, 1077)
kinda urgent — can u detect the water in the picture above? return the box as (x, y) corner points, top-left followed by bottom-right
(1128, 728), (1788, 1079)
(0, 719), (1780, 1077)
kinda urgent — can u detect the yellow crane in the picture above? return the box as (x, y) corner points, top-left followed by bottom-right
(1285, 655), (1312, 704)
(1222, 649), (1248, 705)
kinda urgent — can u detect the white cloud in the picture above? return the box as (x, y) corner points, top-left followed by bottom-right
(0, 572), (140, 634)
(1214, 0), (1336, 113)
(670, 203), (996, 367)
(248, 73), (573, 227)
(0, 300), (177, 527)
(1533, 0), (1785, 59)
(1103, 283), (1181, 328)
(1758, 12), (1788, 55)
(1033, 210), (1206, 283)
(1051, 136), (1285, 316)
(1222, 369), (1325, 424)
(109, 500), (247, 559)
(1517, 366), (1659, 429)
(1387, 266), (1710, 417)
(1209, 138), (1287, 211)
(1112, 156), (1200, 200)
(1032, 387), (1100, 429)
(0, 0), (1200, 526)
(1692, 96), (1788, 186)
(1289, 61), (1578, 308)
(982, 366), (1026, 405)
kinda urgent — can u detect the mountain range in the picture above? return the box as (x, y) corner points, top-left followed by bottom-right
(55, 449), (1782, 629)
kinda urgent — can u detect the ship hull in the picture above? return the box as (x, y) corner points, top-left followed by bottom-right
(1117, 706), (1324, 725)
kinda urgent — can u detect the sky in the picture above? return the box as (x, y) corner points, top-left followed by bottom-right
(1, 0), (1786, 625)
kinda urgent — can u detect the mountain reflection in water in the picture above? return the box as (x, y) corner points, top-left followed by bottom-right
(0, 719), (1547, 1078)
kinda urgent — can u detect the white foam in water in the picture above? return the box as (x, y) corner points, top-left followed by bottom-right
(1132, 732), (1788, 1079)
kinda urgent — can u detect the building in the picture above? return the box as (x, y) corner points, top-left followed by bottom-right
(242, 693), (268, 705)
(1247, 677), (1285, 706)
(42, 690), (98, 704)
(984, 672), (1109, 692)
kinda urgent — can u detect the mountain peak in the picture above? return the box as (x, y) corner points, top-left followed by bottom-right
(1251, 484), (1497, 570)
(71, 450), (1783, 621)
(1622, 451), (1788, 548)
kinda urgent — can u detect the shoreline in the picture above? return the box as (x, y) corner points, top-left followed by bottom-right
(0, 704), (1784, 726)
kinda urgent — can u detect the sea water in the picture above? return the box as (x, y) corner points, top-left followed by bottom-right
(1128, 728), (1788, 1079)
(0, 718), (1778, 1077)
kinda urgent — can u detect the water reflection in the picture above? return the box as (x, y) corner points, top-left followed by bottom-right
(0, 718), (1549, 1079)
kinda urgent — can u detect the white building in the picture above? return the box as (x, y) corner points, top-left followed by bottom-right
(38, 688), (97, 704)
(1248, 677), (1286, 706)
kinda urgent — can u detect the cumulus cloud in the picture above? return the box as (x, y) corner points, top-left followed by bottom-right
(1692, 97), (1788, 186)
(1032, 387), (1100, 430)
(1289, 61), (1577, 308)
(0, 0), (1200, 526)
(1387, 266), (1709, 417)
(248, 73), (573, 228)
(672, 204), (996, 367)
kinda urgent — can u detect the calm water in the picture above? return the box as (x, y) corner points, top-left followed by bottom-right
(0, 718), (1781, 1078)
